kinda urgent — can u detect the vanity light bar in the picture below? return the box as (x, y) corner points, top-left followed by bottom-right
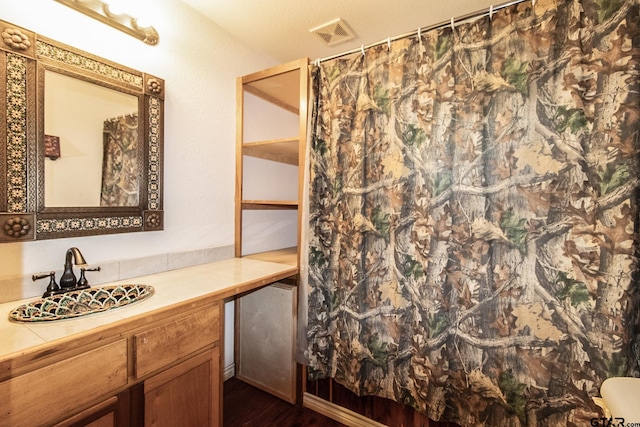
(54, 0), (159, 45)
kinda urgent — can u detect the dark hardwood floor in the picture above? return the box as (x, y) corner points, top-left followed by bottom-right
(224, 377), (346, 427)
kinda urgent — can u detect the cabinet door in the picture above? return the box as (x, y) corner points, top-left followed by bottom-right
(52, 390), (130, 427)
(143, 347), (221, 427)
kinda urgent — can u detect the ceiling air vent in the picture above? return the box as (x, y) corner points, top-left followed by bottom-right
(310, 18), (356, 46)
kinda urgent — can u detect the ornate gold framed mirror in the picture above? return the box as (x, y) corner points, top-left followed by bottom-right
(0, 19), (164, 242)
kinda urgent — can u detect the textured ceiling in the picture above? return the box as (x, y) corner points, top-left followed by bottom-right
(177, 0), (500, 63)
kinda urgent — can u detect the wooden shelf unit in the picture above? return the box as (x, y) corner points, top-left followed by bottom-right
(234, 59), (308, 406)
(235, 58), (308, 264)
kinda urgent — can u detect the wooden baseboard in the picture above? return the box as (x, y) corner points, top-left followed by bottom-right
(302, 392), (387, 427)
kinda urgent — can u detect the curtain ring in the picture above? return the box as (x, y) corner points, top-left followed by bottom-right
(361, 45), (365, 56)
(450, 17), (455, 31)
(417, 27), (421, 39)
(387, 37), (391, 50)
(489, 4), (494, 20)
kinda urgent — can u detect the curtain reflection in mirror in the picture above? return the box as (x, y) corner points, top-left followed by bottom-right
(100, 113), (139, 206)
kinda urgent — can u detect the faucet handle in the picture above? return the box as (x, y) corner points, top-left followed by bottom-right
(77, 266), (101, 289)
(33, 271), (59, 297)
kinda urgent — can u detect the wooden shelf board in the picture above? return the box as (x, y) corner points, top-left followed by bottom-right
(243, 247), (298, 266)
(241, 200), (298, 210)
(243, 138), (299, 165)
(242, 59), (307, 113)
(244, 83), (298, 115)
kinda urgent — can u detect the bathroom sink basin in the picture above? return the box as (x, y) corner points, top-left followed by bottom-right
(8, 284), (154, 322)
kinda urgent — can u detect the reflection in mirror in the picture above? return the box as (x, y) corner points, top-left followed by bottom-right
(44, 70), (140, 207)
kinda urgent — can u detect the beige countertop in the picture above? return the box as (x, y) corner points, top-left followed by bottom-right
(0, 257), (298, 363)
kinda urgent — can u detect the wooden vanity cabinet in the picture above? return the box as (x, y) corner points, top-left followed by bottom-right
(134, 303), (222, 427)
(0, 302), (223, 427)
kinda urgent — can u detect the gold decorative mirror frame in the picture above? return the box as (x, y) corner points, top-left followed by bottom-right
(0, 19), (164, 242)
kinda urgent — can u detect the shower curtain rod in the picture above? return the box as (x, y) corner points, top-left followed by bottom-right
(314, 0), (530, 64)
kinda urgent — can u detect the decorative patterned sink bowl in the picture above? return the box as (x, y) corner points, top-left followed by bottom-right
(8, 284), (154, 322)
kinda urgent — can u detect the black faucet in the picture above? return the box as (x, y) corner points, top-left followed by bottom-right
(32, 271), (59, 297)
(76, 266), (102, 290)
(33, 247), (101, 297)
(59, 247), (88, 290)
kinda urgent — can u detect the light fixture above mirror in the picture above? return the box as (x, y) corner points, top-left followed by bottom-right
(54, 0), (159, 45)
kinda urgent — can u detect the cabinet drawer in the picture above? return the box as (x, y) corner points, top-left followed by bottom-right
(134, 304), (220, 379)
(0, 339), (128, 427)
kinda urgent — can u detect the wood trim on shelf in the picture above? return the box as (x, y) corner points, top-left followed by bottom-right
(303, 393), (388, 427)
(241, 59), (306, 84)
(296, 58), (309, 269)
(235, 73), (244, 258)
(241, 200), (298, 210)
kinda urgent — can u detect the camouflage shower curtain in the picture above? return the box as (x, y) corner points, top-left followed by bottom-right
(304, 0), (640, 425)
(100, 114), (139, 207)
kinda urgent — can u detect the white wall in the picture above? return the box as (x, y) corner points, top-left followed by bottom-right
(0, 0), (279, 278)
(1, 0), (280, 372)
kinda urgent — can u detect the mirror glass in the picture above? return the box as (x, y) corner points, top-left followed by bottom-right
(44, 70), (140, 207)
